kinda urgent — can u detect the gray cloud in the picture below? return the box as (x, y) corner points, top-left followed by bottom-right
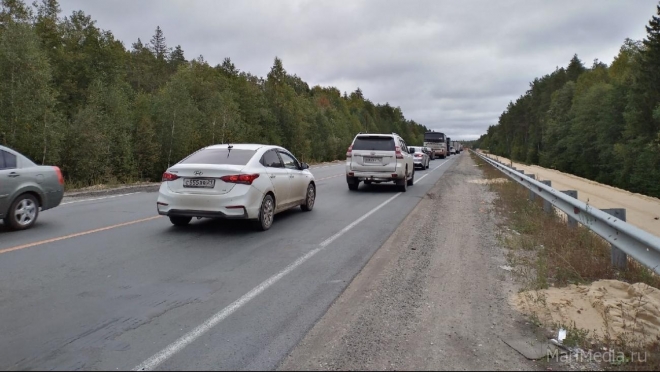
(60, 0), (655, 140)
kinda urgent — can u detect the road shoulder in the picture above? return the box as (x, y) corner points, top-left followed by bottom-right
(279, 153), (543, 370)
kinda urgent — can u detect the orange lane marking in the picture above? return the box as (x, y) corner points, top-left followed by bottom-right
(0, 216), (162, 255)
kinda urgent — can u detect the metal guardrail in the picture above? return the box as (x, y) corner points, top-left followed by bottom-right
(470, 149), (660, 275)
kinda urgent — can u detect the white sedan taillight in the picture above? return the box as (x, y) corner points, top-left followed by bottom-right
(162, 172), (180, 182)
(220, 174), (260, 185)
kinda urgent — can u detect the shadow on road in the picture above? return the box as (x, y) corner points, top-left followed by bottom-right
(0, 221), (55, 235)
(160, 207), (306, 236)
(351, 173), (428, 193)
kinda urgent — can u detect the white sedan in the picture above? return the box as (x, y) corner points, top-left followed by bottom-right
(157, 144), (316, 231)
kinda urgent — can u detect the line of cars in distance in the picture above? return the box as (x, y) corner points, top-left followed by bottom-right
(422, 130), (463, 159)
(1, 131), (463, 232)
(344, 132), (462, 192)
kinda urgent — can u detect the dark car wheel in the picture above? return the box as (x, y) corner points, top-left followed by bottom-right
(170, 216), (192, 226)
(397, 167), (408, 192)
(347, 176), (359, 191)
(5, 194), (40, 231)
(397, 178), (407, 192)
(301, 184), (316, 211)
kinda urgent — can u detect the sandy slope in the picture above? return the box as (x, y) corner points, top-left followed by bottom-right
(512, 280), (660, 346)
(481, 152), (660, 237)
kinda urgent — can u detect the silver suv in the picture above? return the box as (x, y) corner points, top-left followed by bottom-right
(345, 133), (415, 192)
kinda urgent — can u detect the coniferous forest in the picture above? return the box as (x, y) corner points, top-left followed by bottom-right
(475, 4), (660, 198)
(0, 0), (429, 187)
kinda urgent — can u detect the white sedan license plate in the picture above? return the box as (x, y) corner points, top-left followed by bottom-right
(183, 178), (215, 188)
(364, 157), (381, 164)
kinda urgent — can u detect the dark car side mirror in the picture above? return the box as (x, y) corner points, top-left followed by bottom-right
(301, 162), (309, 170)
(410, 148), (415, 153)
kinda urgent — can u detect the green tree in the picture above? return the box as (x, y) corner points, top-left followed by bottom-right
(128, 38), (156, 92)
(265, 57), (310, 156)
(0, 0), (33, 24)
(625, 5), (660, 141)
(168, 44), (186, 72)
(566, 54), (586, 82)
(132, 93), (160, 180)
(0, 19), (59, 163)
(154, 66), (203, 168)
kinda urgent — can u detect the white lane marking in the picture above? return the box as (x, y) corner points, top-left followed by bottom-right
(60, 192), (142, 206)
(132, 159), (449, 371)
(414, 160), (449, 184)
(316, 174), (343, 181)
(310, 163), (344, 169)
(132, 194), (399, 371)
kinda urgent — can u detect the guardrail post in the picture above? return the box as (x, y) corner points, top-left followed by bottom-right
(561, 190), (578, 228)
(602, 208), (628, 271)
(541, 181), (552, 213)
(527, 174), (536, 201)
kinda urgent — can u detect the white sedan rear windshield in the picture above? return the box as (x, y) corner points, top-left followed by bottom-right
(352, 137), (395, 151)
(181, 148), (256, 165)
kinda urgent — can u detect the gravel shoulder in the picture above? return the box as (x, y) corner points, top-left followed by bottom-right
(279, 153), (543, 371)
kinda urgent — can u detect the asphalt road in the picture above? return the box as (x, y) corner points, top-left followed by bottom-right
(0, 155), (459, 371)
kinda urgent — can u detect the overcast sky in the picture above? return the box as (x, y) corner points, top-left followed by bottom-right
(59, 0), (656, 140)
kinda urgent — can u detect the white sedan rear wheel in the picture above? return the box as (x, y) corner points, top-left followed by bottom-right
(301, 184), (315, 212)
(256, 194), (275, 231)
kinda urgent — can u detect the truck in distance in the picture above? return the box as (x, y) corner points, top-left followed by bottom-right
(423, 131), (447, 159)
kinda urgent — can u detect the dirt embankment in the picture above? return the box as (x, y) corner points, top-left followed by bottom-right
(480, 152), (660, 237)
(513, 280), (660, 346)
(279, 154), (542, 371)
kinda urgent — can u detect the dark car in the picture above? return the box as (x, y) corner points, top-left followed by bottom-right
(422, 146), (433, 158)
(0, 145), (65, 230)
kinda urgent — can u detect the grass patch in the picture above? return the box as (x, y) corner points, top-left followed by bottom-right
(470, 152), (660, 371)
(64, 175), (146, 192)
(471, 152), (659, 289)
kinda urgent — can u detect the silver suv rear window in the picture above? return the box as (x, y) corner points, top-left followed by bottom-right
(352, 137), (395, 151)
(180, 148), (256, 165)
